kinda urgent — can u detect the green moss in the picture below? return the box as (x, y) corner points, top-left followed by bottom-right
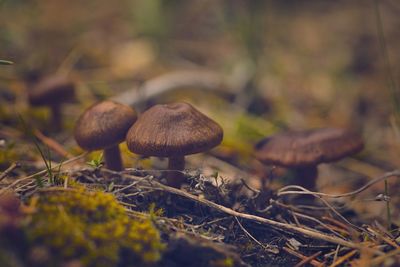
(26, 186), (164, 267)
(210, 257), (234, 267)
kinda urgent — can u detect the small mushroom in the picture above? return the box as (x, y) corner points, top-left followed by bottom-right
(254, 128), (364, 190)
(74, 100), (137, 171)
(126, 102), (223, 187)
(28, 74), (76, 131)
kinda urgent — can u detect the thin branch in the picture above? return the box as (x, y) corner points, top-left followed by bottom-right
(33, 129), (73, 159)
(234, 216), (279, 254)
(111, 70), (234, 107)
(273, 201), (345, 238)
(112, 175), (152, 194)
(294, 251), (322, 267)
(283, 247), (324, 267)
(278, 170), (400, 198)
(370, 247), (400, 266)
(277, 185), (364, 232)
(106, 170), (384, 254)
(0, 153), (87, 195)
(365, 226), (399, 249)
(0, 162), (20, 181)
(329, 250), (357, 267)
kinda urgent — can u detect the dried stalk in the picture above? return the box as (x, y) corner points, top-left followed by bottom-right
(0, 153), (87, 195)
(106, 170), (384, 254)
(111, 70), (233, 107)
(33, 129), (73, 159)
(0, 162), (20, 181)
(278, 170), (400, 198)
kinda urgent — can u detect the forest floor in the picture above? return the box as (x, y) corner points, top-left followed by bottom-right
(1, 1), (400, 266)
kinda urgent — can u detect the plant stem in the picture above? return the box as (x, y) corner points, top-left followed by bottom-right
(373, 0), (400, 116)
(374, 0), (395, 231)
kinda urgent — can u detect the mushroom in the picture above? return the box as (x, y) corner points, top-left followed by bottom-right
(74, 100), (137, 171)
(126, 102), (223, 187)
(28, 74), (76, 131)
(254, 128), (364, 190)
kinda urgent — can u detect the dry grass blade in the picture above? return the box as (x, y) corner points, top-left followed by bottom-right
(33, 128), (73, 159)
(110, 170), (384, 254)
(278, 185), (363, 232)
(274, 201), (346, 237)
(322, 216), (351, 232)
(329, 250), (357, 267)
(283, 247), (324, 267)
(234, 216), (279, 254)
(366, 227), (400, 249)
(369, 247), (400, 266)
(0, 162), (20, 181)
(278, 170), (400, 198)
(111, 70), (232, 106)
(0, 153), (87, 195)
(294, 251), (322, 267)
(292, 211), (345, 238)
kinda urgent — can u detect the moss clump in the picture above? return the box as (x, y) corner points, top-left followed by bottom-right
(26, 186), (164, 267)
(210, 257), (234, 267)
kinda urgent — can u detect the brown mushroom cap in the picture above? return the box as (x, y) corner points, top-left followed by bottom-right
(74, 101), (137, 151)
(28, 75), (75, 106)
(126, 102), (223, 157)
(255, 128), (364, 167)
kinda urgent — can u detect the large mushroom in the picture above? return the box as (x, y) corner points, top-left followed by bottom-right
(126, 102), (223, 187)
(74, 100), (137, 171)
(28, 74), (76, 131)
(254, 128), (364, 190)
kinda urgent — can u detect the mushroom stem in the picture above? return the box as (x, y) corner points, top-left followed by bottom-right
(50, 104), (62, 131)
(103, 145), (123, 171)
(293, 165), (318, 191)
(167, 156), (186, 188)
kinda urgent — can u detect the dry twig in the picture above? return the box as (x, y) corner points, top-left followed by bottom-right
(234, 216), (279, 254)
(33, 129), (73, 159)
(0, 153), (87, 195)
(278, 170), (400, 198)
(0, 162), (20, 182)
(283, 247), (324, 267)
(105, 170), (384, 254)
(329, 249), (357, 267)
(369, 247), (400, 266)
(277, 185), (364, 232)
(111, 70), (234, 107)
(294, 251), (322, 267)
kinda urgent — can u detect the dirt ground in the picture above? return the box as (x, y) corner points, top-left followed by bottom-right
(1, 1), (400, 266)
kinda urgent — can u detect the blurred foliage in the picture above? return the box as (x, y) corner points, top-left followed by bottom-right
(0, 60), (13, 65)
(0, 141), (16, 167)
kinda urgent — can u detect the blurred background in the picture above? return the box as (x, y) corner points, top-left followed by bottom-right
(1, 0), (400, 222)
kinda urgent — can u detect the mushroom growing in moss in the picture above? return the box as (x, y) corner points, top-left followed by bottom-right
(74, 100), (137, 171)
(126, 102), (223, 188)
(254, 128), (364, 190)
(28, 74), (76, 131)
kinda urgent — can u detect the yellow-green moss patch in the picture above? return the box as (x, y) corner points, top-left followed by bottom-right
(26, 186), (164, 267)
